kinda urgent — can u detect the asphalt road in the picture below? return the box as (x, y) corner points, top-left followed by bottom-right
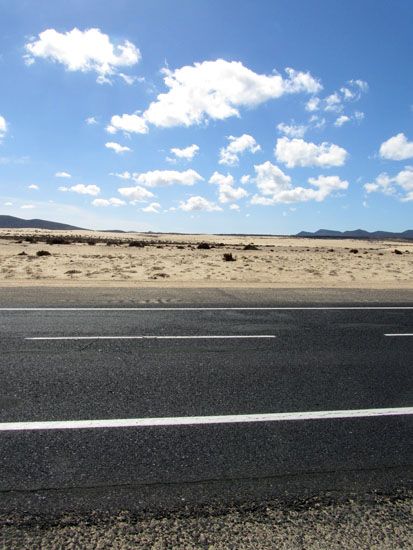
(0, 288), (412, 515)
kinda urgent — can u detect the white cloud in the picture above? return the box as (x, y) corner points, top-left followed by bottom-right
(179, 196), (222, 212)
(169, 144), (199, 161)
(209, 171), (234, 187)
(277, 122), (307, 138)
(324, 92), (343, 112)
(106, 113), (148, 134)
(117, 185), (154, 203)
(307, 79), (368, 117)
(0, 115), (7, 140)
(219, 134), (261, 165)
(364, 166), (413, 201)
(251, 161), (348, 204)
(275, 137), (348, 168)
(55, 171), (72, 178)
(24, 28), (140, 84)
(21, 204), (35, 209)
(59, 183), (100, 196)
(142, 202), (161, 213)
(379, 133), (413, 161)
(105, 141), (132, 154)
(241, 175), (250, 185)
(110, 171), (131, 180)
(28, 184), (39, 190)
(334, 115), (350, 127)
(109, 59), (321, 132)
(132, 169), (203, 187)
(118, 73), (138, 85)
(4, 202), (13, 206)
(305, 97), (320, 112)
(229, 203), (240, 210)
(209, 171), (248, 203)
(85, 116), (98, 125)
(92, 197), (126, 207)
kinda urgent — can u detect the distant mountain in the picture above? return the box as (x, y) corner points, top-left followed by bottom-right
(0, 215), (85, 230)
(296, 229), (413, 239)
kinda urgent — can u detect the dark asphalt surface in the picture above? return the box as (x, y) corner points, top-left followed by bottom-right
(0, 288), (412, 515)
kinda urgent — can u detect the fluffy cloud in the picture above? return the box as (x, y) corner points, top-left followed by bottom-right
(110, 171), (132, 180)
(179, 196), (222, 212)
(92, 197), (126, 207)
(106, 113), (148, 134)
(305, 97), (320, 112)
(85, 116), (98, 125)
(24, 28), (140, 84)
(0, 115), (7, 140)
(219, 134), (261, 166)
(275, 137), (348, 168)
(55, 171), (71, 178)
(105, 141), (132, 154)
(59, 183), (100, 196)
(251, 161), (348, 204)
(132, 169), (203, 187)
(277, 122), (307, 138)
(28, 184), (39, 190)
(109, 59), (321, 132)
(169, 144), (199, 161)
(306, 79), (368, 116)
(364, 166), (413, 201)
(241, 175), (250, 185)
(21, 204), (35, 209)
(117, 185), (154, 203)
(209, 171), (248, 203)
(229, 204), (240, 210)
(334, 115), (350, 127)
(142, 202), (161, 213)
(379, 133), (413, 161)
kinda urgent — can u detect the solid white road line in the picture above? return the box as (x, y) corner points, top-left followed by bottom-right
(384, 333), (413, 337)
(1, 307), (413, 311)
(25, 335), (276, 341)
(0, 407), (411, 432)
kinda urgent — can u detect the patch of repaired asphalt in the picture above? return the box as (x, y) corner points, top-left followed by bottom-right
(1, 493), (412, 549)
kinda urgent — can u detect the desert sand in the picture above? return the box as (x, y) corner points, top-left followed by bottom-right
(0, 228), (412, 288)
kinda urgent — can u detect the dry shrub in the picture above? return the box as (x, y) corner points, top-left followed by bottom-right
(36, 250), (51, 257)
(197, 242), (211, 249)
(223, 252), (236, 262)
(394, 249), (403, 255)
(243, 244), (258, 250)
(129, 241), (145, 247)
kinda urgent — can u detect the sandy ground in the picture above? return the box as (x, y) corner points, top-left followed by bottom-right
(1, 494), (411, 549)
(0, 229), (412, 288)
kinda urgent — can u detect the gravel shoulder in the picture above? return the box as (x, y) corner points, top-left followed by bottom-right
(1, 493), (412, 549)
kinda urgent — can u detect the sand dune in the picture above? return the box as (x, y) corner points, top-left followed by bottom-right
(0, 228), (412, 288)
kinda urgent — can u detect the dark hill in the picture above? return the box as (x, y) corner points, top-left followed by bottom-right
(0, 215), (85, 230)
(296, 229), (413, 239)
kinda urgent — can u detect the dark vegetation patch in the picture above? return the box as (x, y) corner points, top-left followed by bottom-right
(243, 244), (259, 250)
(17, 251), (27, 256)
(36, 250), (51, 257)
(197, 242), (211, 249)
(223, 252), (236, 262)
(349, 249), (359, 254)
(394, 249), (403, 255)
(65, 269), (81, 274)
(128, 241), (146, 248)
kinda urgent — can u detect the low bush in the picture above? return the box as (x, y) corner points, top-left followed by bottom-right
(36, 250), (51, 257)
(394, 249), (403, 255)
(223, 252), (236, 262)
(197, 242), (210, 249)
(349, 248), (359, 254)
(129, 241), (145, 247)
(46, 237), (71, 245)
(243, 244), (258, 250)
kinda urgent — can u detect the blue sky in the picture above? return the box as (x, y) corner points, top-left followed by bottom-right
(0, 0), (412, 233)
